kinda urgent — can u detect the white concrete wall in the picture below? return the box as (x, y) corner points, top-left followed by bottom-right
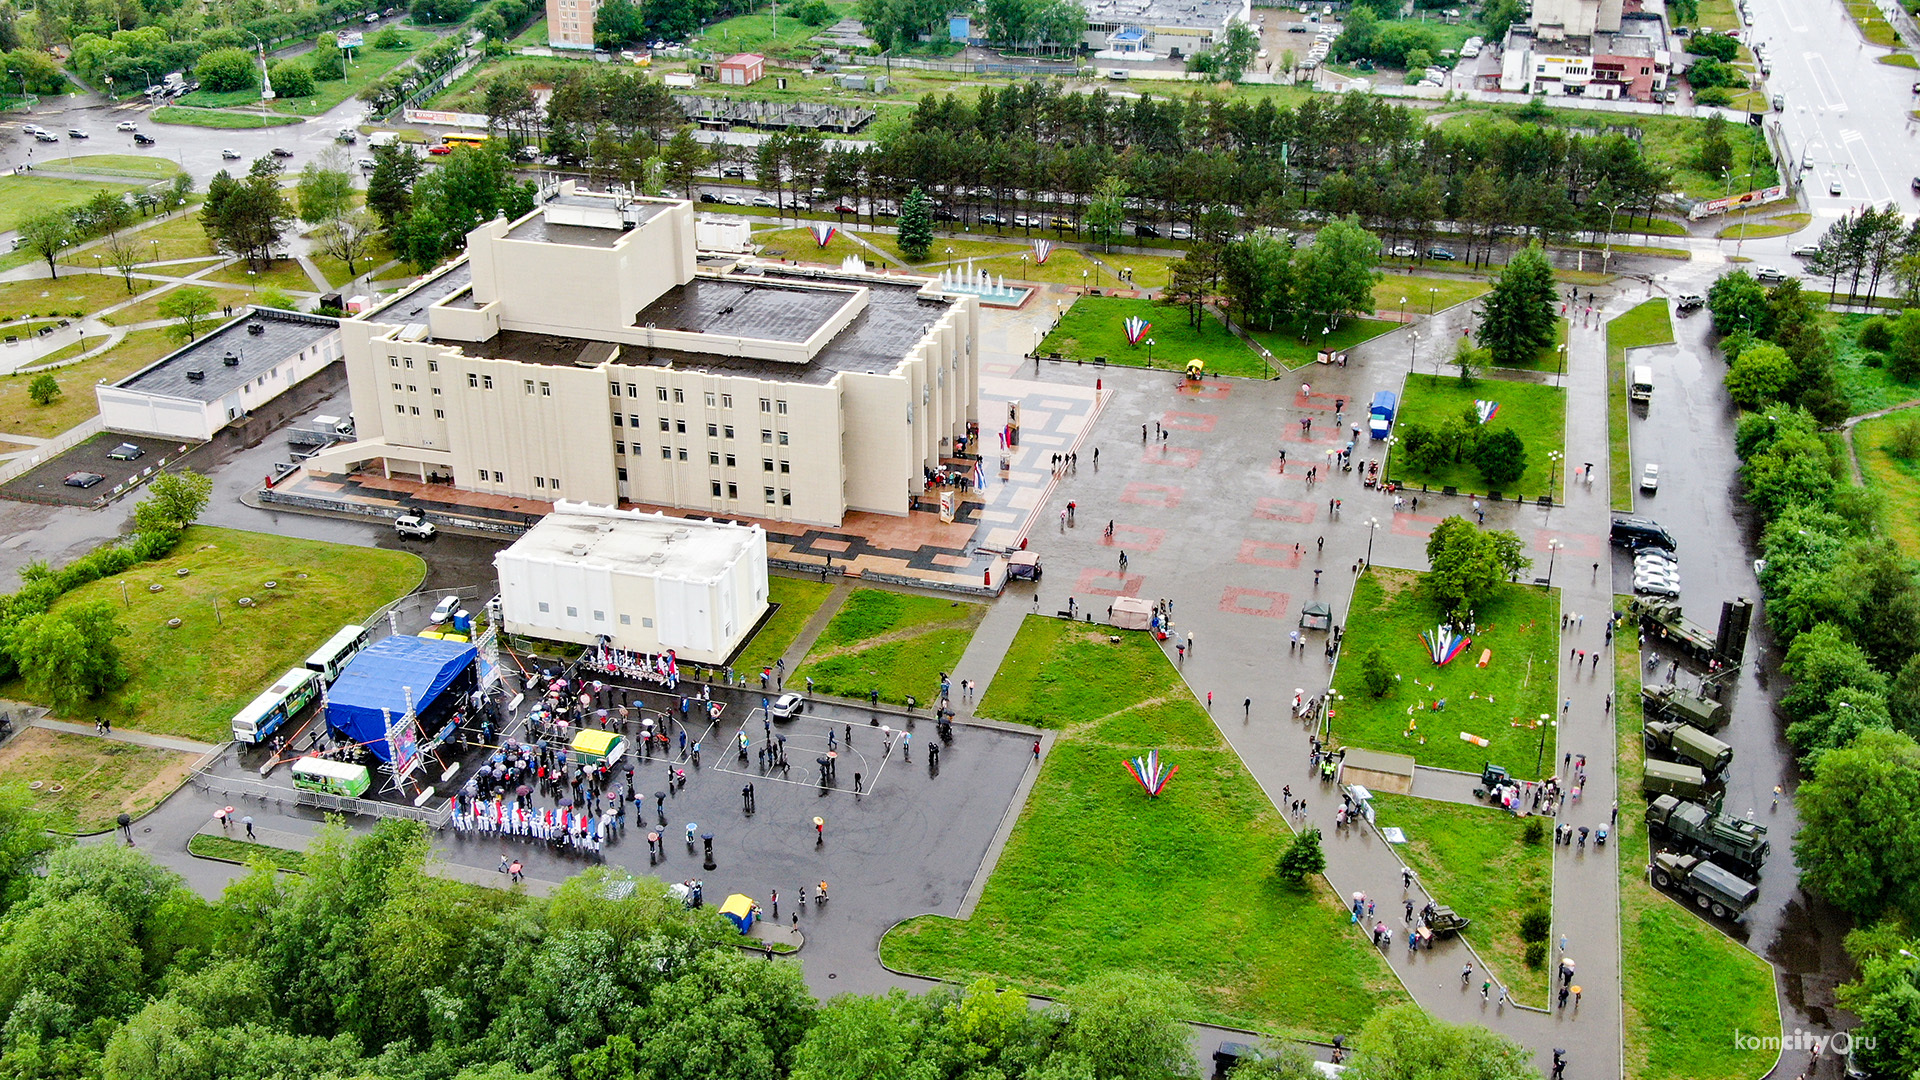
(96, 387), (214, 441)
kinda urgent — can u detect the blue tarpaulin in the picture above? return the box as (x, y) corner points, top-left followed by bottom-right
(327, 635), (477, 762)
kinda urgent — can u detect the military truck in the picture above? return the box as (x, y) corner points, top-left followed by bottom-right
(1627, 596), (1721, 664)
(1642, 759), (1723, 807)
(1642, 683), (1730, 733)
(1644, 719), (1734, 776)
(1650, 851), (1759, 919)
(1645, 793), (1767, 876)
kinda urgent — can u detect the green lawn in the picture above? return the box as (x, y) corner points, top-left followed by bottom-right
(695, 2), (856, 59)
(188, 832), (308, 872)
(1442, 110), (1775, 200)
(509, 16), (549, 48)
(1373, 274), (1491, 317)
(792, 587), (983, 706)
(1851, 410), (1920, 560)
(1614, 630), (1780, 1080)
(733, 576), (837, 678)
(0, 328), (182, 440)
(861, 231), (1024, 267)
(972, 246), (1146, 290)
(1606, 300), (1675, 512)
(1879, 51), (1920, 68)
(1829, 314), (1920, 415)
(0, 725), (195, 833)
(1715, 219), (1808, 241)
(0, 526), (425, 739)
(1482, 317), (1569, 374)
(201, 257), (318, 293)
(753, 226), (875, 267)
(150, 106), (304, 129)
(123, 211), (217, 263)
(1369, 792), (1552, 1006)
(1846, 0), (1902, 45)
(1327, 569), (1560, 778)
(42, 153), (183, 180)
(179, 31), (429, 117)
(1387, 373), (1568, 500)
(0, 175), (141, 234)
(1246, 316), (1400, 372)
(0, 273), (160, 323)
(108, 282), (254, 328)
(1040, 295), (1269, 378)
(885, 616), (1409, 1037)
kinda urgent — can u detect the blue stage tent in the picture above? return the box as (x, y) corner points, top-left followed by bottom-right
(327, 635), (478, 762)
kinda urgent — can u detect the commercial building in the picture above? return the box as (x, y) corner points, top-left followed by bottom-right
(1499, 0), (1672, 101)
(493, 500), (768, 664)
(546, 0), (599, 49)
(305, 184), (980, 527)
(96, 307), (341, 442)
(716, 53), (766, 85)
(1079, 0), (1250, 60)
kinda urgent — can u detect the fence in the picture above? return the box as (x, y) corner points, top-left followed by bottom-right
(188, 769), (453, 828)
(256, 487), (537, 538)
(0, 417), (103, 486)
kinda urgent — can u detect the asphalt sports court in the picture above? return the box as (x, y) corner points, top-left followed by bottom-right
(704, 708), (908, 798)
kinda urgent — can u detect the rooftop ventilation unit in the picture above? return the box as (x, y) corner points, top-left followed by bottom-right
(185, 369), (205, 381)
(222, 351), (240, 366)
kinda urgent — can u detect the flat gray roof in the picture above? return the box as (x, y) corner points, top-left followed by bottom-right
(1083, 0), (1241, 31)
(115, 308), (338, 403)
(505, 503), (759, 580)
(365, 261), (473, 323)
(634, 277), (852, 343)
(505, 214), (631, 248)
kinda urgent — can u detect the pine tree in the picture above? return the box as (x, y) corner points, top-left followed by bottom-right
(898, 187), (934, 262)
(1476, 241), (1558, 368)
(1275, 826), (1326, 884)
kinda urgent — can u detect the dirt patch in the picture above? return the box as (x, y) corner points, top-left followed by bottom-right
(800, 617), (980, 663)
(0, 725), (195, 832)
(1371, 566), (1421, 602)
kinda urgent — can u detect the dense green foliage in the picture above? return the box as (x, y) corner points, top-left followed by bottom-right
(1476, 242), (1557, 367)
(1422, 516), (1530, 617)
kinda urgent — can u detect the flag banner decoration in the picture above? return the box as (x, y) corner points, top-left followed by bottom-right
(972, 461), (986, 490)
(1124, 749), (1178, 797)
(1124, 315), (1151, 344)
(1032, 238), (1055, 264)
(809, 222), (838, 247)
(1421, 625), (1472, 665)
(1474, 399), (1500, 425)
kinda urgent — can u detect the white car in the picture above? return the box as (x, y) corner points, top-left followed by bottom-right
(116, 120), (138, 132)
(1634, 567), (1681, 597)
(770, 692), (805, 719)
(750, 195), (778, 207)
(221, 148), (241, 159)
(1640, 463), (1659, 491)
(1634, 551), (1678, 573)
(430, 594), (460, 623)
(1792, 244), (1820, 257)
(720, 193), (745, 205)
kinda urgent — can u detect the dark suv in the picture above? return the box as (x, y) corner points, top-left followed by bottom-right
(1611, 516), (1675, 551)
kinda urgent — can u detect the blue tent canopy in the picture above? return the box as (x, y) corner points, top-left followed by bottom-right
(327, 635), (478, 762)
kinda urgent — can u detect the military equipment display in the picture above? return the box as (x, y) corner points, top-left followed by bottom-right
(1645, 793), (1768, 876)
(1627, 596), (1723, 664)
(1642, 683), (1731, 733)
(1649, 851), (1759, 919)
(1645, 719), (1734, 776)
(1642, 759), (1722, 806)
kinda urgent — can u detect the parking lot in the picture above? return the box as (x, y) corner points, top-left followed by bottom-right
(0, 431), (199, 507)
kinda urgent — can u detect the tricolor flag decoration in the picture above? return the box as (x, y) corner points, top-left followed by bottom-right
(972, 461), (985, 490)
(809, 222), (839, 248)
(1474, 399), (1500, 425)
(1032, 238), (1055, 264)
(1124, 315), (1151, 345)
(1421, 625), (1472, 666)
(1124, 749), (1178, 798)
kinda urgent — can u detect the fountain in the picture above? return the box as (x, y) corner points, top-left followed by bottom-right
(840, 254), (865, 274)
(934, 257), (1030, 306)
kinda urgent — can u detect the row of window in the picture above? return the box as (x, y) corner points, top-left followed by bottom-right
(388, 357), (441, 372)
(395, 405), (446, 418)
(533, 601), (651, 628)
(472, 469), (559, 492)
(613, 384), (789, 414)
(607, 470), (788, 505)
(608, 411), (790, 444)
(391, 383), (443, 396)
(606, 440), (794, 474)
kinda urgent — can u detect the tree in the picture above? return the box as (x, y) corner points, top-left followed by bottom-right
(194, 46), (256, 93)
(897, 187), (934, 262)
(17, 208), (72, 280)
(594, 0), (646, 47)
(1794, 728), (1920, 924)
(1212, 21), (1259, 82)
(132, 470), (212, 534)
(158, 287), (217, 342)
(1476, 241), (1557, 367)
(1274, 826), (1326, 885)
(202, 165), (294, 271)
(0, 787), (58, 917)
(2, 600), (131, 714)
(1162, 257), (1210, 330)
(316, 210), (377, 283)
(1342, 1003), (1536, 1080)
(104, 231), (144, 294)
(1293, 217), (1381, 328)
(1054, 972), (1197, 1080)
(308, 35), (345, 80)
(1724, 341), (1797, 408)
(295, 161), (356, 226)
(26, 372), (59, 406)
(367, 143), (424, 230)
(1085, 174), (1128, 253)
(399, 143), (536, 267)
(1424, 516), (1530, 617)
(267, 59), (314, 98)
(1471, 427), (1528, 490)
(1361, 646), (1393, 697)
(0, 895), (144, 1024)
(1707, 269), (1770, 335)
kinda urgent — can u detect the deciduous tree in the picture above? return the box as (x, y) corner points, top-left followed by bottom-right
(132, 470), (212, 533)
(158, 287), (216, 342)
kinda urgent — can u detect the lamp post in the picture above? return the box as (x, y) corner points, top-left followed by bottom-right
(1364, 516), (1380, 568)
(1081, 268), (1089, 294)
(1595, 199), (1622, 274)
(1547, 450), (1563, 505)
(1399, 295), (1407, 324)
(1535, 712), (1552, 776)
(1555, 342), (1567, 387)
(1145, 337), (1155, 368)
(1545, 538), (1563, 586)
(1407, 329), (1419, 372)
(1428, 286), (1439, 316)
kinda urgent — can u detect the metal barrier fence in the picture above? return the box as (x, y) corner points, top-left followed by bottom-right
(188, 769), (452, 828)
(0, 417), (103, 486)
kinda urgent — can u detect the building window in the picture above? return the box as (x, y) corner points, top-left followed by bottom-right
(612, 413), (624, 427)
(629, 414), (640, 428)
(727, 482), (738, 498)
(642, 617), (654, 628)
(593, 610), (604, 621)
(404, 358), (414, 369)
(389, 357), (399, 367)
(707, 423), (718, 437)
(538, 601), (550, 612)
(615, 441), (626, 454)
(483, 375), (493, 389)
(565, 605), (576, 616)
(540, 382), (551, 396)
(779, 460), (790, 474)
(705, 392), (716, 407)
(393, 382), (403, 391)
(428, 359), (438, 372)
(709, 452), (720, 466)
(409, 406), (420, 415)
(550, 478), (559, 490)
(657, 386), (668, 401)
(661, 447), (671, 459)
(628, 383), (638, 397)
(778, 432), (790, 446)
(659, 418), (670, 432)
(610, 384), (621, 398)
(776, 399), (788, 414)
(675, 419), (686, 434)
(761, 429), (773, 443)
(617, 467), (628, 481)
(407, 385), (417, 393)
(725, 454), (736, 467)
(468, 373), (478, 387)
(763, 458), (774, 471)
(765, 487), (776, 503)
(781, 489), (791, 506)
(712, 480), (723, 496)
(760, 397), (772, 412)
(434, 408), (445, 419)
(395, 404), (405, 414)
(431, 387), (441, 395)
(722, 394), (733, 408)
(493, 471), (503, 482)
(525, 379), (535, 394)
(724, 425), (734, 439)
(620, 614), (631, 625)
(673, 388), (684, 403)
(676, 448), (687, 461)
(535, 477), (545, 488)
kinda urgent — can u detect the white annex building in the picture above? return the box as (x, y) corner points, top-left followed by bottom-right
(306, 184), (981, 527)
(97, 307), (342, 442)
(493, 500), (768, 665)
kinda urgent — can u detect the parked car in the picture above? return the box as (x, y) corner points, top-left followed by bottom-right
(833, 203), (857, 214)
(1792, 244), (1821, 257)
(750, 195), (778, 207)
(1169, 224), (1193, 240)
(63, 471), (105, 488)
(1634, 570), (1682, 598)
(1426, 245), (1457, 260)
(979, 213), (1004, 225)
(116, 120), (139, 132)
(1753, 266), (1785, 283)
(770, 692), (805, 720)
(720, 194), (745, 205)
(133, 133), (155, 145)
(67, 129), (88, 139)
(1611, 516), (1675, 550)
(1829, 180), (1843, 196)
(1676, 294), (1704, 311)
(721, 166), (746, 177)
(698, 192), (719, 203)
(107, 442), (145, 461)
(358, 157), (376, 170)
(221, 148), (241, 159)
(269, 147), (294, 158)
(33, 131), (57, 142)
(1389, 243), (1416, 258)
(427, 144), (452, 155)
(396, 513), (438, 540)
(1134, 222), (1160, 237)
(1640, 462), (1659, 491)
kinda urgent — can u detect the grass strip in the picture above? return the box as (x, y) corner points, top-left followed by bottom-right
(1605, 299), (1673, 512)
(189, 832), (308, 872)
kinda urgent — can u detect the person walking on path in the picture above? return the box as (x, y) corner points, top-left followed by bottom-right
(242, 816), (255, 840)
(1186, 631), (1194, 655)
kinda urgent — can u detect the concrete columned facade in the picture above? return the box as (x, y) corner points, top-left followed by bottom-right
(312, 185), (980, 527)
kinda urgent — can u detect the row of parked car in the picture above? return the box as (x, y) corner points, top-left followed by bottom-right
(1612, 516), (1681, 598)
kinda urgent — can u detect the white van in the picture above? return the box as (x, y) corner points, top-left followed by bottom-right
(1106, 68), (1130, 80)
(1630, 365), (1654, 402)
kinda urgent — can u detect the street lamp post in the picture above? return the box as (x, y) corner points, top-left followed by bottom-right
(1365, 517), (1380, 568)
(1428, 286), (1439, 316)
(1546, 450), (1563, 506)
(1145, 337), (1155, 368)
(1535, 712), (1552, 776)
(1555, 343), (1567, 387)
(1399, 295), (1407, 324)
(1595, 199), (1623, 275)
(1545, 538), (1563, 586)
(1407, 330), (1418, 372)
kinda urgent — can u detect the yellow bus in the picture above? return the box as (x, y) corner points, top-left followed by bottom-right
(439, 132), (490, 150)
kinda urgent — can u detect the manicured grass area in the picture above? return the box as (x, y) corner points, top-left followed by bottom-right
(1387, 373), (1568, 500)
(733, 576), (837, 679)
(971, 247), (1131, 290)
(1489, 318), (1570, 373)
(108, 281), (253, 327)
(151, 106), (303, 129)
(0, 175), (141, 234)
(1607, 299), (1675, 512)
(201, 257), (318, 293)
(1715, 220), (1808, 241)
(307, 236), (397, 288)
(124, 211), (217, 263)
(1370, 792), (1552, 1006)
(1846, 0), (1902, 46)
(42, 153), (184, 180)
(0, 526), (425, 739)
(1373, 274), (1491, 317)
(1040, 295), (1269, 378)
(508, 16), (548, 47)
(1246, 316), (1400, 372)
(860, 231), (1024, 267)
(792, 587), (983, 706)
(0, 274), (158, 322)
(1327, 569), (1560, 778)
(180, 31), (429, 116)
(1851, 409), (1920, 559)
(885, 616), (1408, 1036)
(753, 226), (873, 267)
(0, 726), (196, 833)
(0, 328), (181, 440)
(695, 2), (856, 58)
(1614, 632), (1780, 1080)
(1879, 51), (1920, 67)
(189, 832), (308, 872)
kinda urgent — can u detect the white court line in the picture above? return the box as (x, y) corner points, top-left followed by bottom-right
(704, 709), (898, 792)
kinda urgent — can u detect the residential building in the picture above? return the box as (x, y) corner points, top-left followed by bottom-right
(96, 307), (342, 442)
(305, 184), (980, 528)
(1079, 0), (1250, 59)
(1499, 0), (1671, 101)
(493, 500), (769, 665)
(547, 0), (598, 50)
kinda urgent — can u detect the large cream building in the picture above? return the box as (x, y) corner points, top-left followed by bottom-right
(307, 186), (980, 528)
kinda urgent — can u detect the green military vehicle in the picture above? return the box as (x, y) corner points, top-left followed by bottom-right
(1646, 793), (1767, 877)
(1642, 683), (1731, 733)
(1643, 759), (1723, 808)
(1627, 596), (1722, 664)
(1645, 719), (1734, 777)
(1650, 851), (1759, 919)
